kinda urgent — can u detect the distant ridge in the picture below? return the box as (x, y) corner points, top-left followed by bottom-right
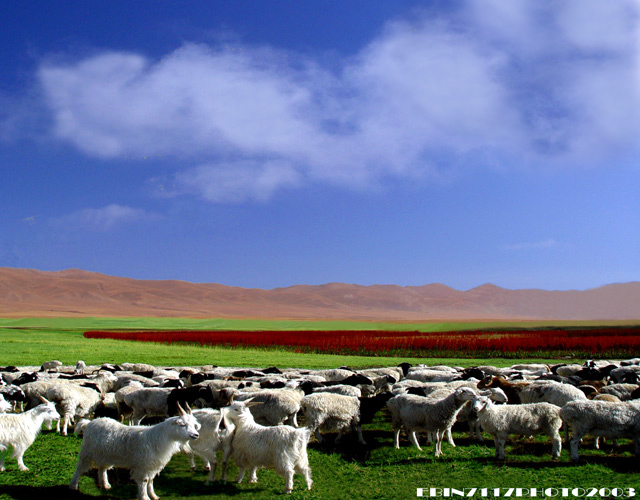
(0, 267), (639, 320)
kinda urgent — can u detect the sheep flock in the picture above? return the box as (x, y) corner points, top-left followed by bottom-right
(1, 357), (640, 497)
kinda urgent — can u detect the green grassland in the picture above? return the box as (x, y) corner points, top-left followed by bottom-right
(1, 318), (639, 499)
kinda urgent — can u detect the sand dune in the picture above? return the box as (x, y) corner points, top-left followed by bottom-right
(0, 267), (638, 320)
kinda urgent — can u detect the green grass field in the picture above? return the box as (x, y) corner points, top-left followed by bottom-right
(1, 318), (639, 500)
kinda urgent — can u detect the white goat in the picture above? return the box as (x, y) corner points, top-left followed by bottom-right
(220, 400), (312, 494)
(69, 404), (200, 500)
(560, 400), (640, 461)
(0, 395), (11, 413)
(387, 387), (477, 456)
(472, 392), (562, 460)
(0, 398), (60, 471)
(184, 408), (230, 484)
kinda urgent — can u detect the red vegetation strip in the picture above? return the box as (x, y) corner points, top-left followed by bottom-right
(83, 328), (640, 356)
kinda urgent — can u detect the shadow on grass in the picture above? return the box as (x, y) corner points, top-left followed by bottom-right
(0, 485), (110, 500)
(307, 429), (395, 464)
(504, 455), (640, 474)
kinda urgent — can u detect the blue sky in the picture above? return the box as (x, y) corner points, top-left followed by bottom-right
(1, 1), (639, 291)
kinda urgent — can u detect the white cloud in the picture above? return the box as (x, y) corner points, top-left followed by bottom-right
(35, 1), (640, 202)
(52, 204), (160, 231)
(174, 160), (302, 203)
(503, 239), (563, 251)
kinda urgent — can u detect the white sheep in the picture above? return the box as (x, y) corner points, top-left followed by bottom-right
(312, 385), (362, 398)
(600, 383), (640, 401)
(559, 400), (640, 461)
(519, 381), (587, 407)
(234, 389), (303, 427)
(0, 397), (60, 471)
(472, 392), (562, 460)
(123, 387), (173, 424)
(114, 380), (145, 422)
(45, 384), (103, 435)
(220, 399), (312, 494)
(300, 392), (365, 444)
(387, 387), (477, 456)
(405, 369), (461, 383)
(69, 404), (200, 500)
(74, 360), (86, 375)
(40, 360), (62, 372)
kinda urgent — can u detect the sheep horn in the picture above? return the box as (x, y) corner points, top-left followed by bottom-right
(184, 402), (192, 414)
(176, 402), (186, 415)
(38, 395), (50, 404)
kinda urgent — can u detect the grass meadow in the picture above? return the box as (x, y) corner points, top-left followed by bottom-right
(1, 318), (639, 500)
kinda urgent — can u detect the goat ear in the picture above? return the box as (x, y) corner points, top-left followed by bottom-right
(221, 408), (236, 434)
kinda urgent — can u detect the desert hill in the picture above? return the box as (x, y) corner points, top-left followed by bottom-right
(0, 267), (639, 320)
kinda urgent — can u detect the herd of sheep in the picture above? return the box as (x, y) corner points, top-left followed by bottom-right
(1, 358), (640, 498)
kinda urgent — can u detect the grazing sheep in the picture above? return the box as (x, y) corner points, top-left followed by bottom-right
(313, 385), (362, 398)
(600, 383), (640, 401)
(472, 392), (562, 460)
(69, 404), (200, 500)
(519, 381), (587, 407)
(609, 366), (640, 384)
(0, 398), (60, 471)
(301, 392), (365, 444)
(405, 369), (461, 383)
(234, 389), (303, 427)
(45, 383), (104, 435)
(387, 387), (477, 456)
(123, 387), (173, 424)
(114, 380), (145, 422)
(40, 360), (63, 372)
(220, 399), (312, 494)
(113, 373), (160, 391)
(559, 400), (640, 461)
(74, 360), (86, 375)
